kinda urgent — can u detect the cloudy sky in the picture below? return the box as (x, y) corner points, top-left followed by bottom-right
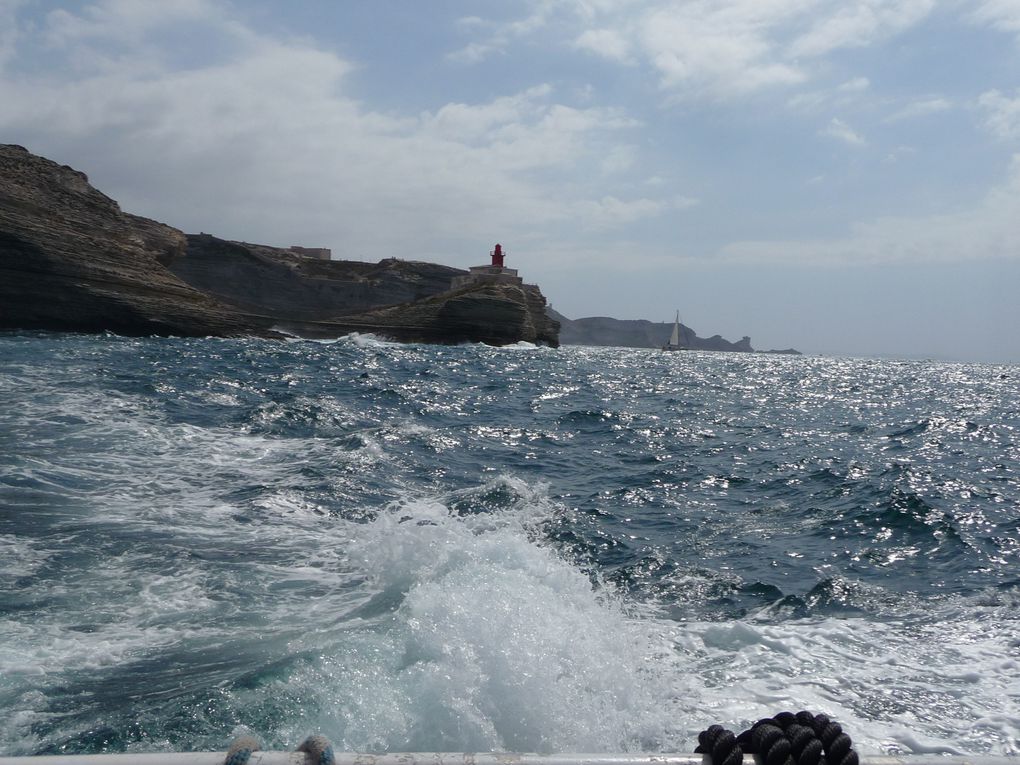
(2, 0), (1020, 361)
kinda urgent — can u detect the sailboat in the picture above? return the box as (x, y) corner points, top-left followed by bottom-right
(662, 311), (686, 351)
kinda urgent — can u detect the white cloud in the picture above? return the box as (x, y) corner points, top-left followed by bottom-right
(788, 76), (871, 112)
(574, 28), (632, 62)
(886, 96), (953, 122)
(970, 0), (1020, 34)
(43, 0), (222, 46)
(421, 85), (556, 144)
(455, 16), (487, 31)
(0, 1), (680, 262)
(446, 41), (501, 65)
(789, 0), (935, 57)
(883, 145), (918, 163)
(448, 0), (561, 63)
(570, 194), (697, 229)
(460, 1), (935, 101)
(822, 117), (867, 146)
(979, 89), (1020, 139)
(638, 2), (808, 98)
(720, 154), (1020, 265)
(671, 195), (700, 210)
(838, 77), (870, 93)
(0, 0), (26, 70)
(599, 145), (637, 174)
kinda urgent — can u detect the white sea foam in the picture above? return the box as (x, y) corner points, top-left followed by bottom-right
(501, 341), (539, 350)
(0, 535), (50, 579)
(254, 481), (683, 753)
(663, 597), (1020, 755)
(0, 596), (201, 680)
(283, 336), (340, 345)
(251, 479), (1020, 755)
(342, 333), (401, 349)
(5, 462), (1018, 755)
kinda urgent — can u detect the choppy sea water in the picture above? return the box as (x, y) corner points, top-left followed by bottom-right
(1, 333), (1018, 757)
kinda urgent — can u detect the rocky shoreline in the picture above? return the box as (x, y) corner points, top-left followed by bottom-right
(0, 144), (559, 346)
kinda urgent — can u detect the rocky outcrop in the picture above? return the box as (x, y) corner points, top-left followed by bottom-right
(276, 282), (559, 346)
(549, 308), (762, 352)
(0, 144), (558, 345)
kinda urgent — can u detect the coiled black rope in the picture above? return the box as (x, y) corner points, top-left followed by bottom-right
(696, 711), (858, 765)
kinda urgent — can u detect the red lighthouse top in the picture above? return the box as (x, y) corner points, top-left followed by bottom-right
(491, 243), (505, 268)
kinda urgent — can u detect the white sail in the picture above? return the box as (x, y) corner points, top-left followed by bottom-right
(668, 311), (680, 346)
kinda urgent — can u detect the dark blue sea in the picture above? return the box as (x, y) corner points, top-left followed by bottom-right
(1, 334), (1018, 757)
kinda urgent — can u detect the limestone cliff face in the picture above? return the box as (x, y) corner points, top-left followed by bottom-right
(0, 144), (263, 337)
(0, 145), (559, 346)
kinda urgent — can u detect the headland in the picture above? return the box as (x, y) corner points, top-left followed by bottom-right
(548, 309), (800, 354)
(0, 144), (559, 346)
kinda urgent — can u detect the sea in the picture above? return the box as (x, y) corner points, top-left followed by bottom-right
(1, 333), (1018, 758)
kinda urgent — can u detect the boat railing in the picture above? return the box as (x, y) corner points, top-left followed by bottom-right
(0, 753), (1015, 765)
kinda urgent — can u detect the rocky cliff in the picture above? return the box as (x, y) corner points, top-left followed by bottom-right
(169, 235), (467, 320)
(0, 144), (266, 337)
(549, 308), (757, 352)
(276, 281), (559, 346)
(0, 144), (558, 346)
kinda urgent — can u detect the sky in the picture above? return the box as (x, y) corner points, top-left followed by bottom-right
(2, 0), (1020, 362)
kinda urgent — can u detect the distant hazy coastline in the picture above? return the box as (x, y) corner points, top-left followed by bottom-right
(548, 308), (800, 354)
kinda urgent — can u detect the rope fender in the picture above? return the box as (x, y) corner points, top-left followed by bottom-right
(298, 735), (337, 765)
(224, 736), (260, 765)
(695, 711), (858, 765)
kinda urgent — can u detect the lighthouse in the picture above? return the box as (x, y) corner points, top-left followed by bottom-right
(451, 242), (525, 289)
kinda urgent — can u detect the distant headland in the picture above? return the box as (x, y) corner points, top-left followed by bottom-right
(548, 308), (801, 354)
